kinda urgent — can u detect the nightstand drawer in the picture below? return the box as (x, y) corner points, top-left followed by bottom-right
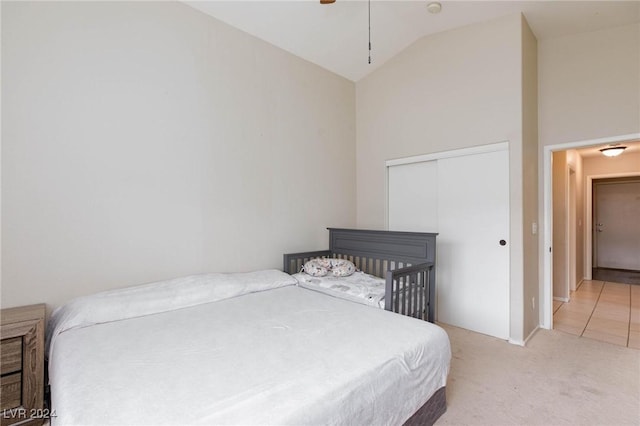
(1, 337), (23, 375)
(0, 372), (22, 409)
(1, 303), (45, 426)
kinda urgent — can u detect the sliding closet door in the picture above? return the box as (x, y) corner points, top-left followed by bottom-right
(388, 161), (437, 232)
(387, 145), (510, 340)
(436, 149), (510, 339)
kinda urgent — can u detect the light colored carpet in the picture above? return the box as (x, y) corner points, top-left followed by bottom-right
(437, 324), (640, 425)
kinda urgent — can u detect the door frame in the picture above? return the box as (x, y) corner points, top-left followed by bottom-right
(567, 167), (577, 293)
(541, 132), (640, 330)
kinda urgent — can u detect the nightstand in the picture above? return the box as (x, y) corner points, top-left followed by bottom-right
(1, 304), (45, 426)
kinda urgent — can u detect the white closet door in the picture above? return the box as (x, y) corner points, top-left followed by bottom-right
(388, 161), (438, 232)
(387, 146), (510, 340)
(436, 149), (510, 339)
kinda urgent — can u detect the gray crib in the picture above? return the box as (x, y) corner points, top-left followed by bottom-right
(283, 228), (438, 322)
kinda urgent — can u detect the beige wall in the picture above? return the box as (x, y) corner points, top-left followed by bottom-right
(521, 17), (539, 338)
(356, 14), (534, 342)
(1, 1), (356, 310)
(552, 151), (568, 299)
(552, 150), (586, 300)
(356, 14), (523, 229)
(539, 23), (640, 147)
(583, 152), (640, 177)
(571, 151), (585, 288)
(540, 22), (638, 325)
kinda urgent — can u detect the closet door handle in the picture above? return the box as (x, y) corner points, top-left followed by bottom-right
(499, 240), (507, 246)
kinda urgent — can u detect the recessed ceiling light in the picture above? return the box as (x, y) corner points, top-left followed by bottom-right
(427, 2), (442, 14)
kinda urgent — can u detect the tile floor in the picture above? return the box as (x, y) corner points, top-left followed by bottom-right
(553, 280), (640, 349)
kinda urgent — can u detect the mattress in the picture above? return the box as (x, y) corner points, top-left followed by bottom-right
(47, 270), (450, 425)
(293, 271), (387, 308)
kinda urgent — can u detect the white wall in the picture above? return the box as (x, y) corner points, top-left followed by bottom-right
(1, 1), (356, 310)
(356, 14), (533, 342)
(539, 23), (640, 147)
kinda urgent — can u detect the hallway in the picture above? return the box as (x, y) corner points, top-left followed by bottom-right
(592, 268), (640, 285)
(553, 280), (639, 349)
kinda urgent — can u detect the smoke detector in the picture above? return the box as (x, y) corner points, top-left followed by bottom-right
(427, 2), (442, 14)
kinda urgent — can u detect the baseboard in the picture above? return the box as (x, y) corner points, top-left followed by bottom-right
(508, 326), (540, 347)
(553, 296), (569, 303)
(523, 326), (540, 345)
(508, 338), (525, 346)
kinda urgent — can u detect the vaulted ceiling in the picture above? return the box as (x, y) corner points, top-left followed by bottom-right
(185, 0), (640, 81)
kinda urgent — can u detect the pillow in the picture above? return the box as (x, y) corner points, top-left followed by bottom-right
(327, 258), (356, 277)
(302, 259), (329, 277)
(303, 258), (356, 277)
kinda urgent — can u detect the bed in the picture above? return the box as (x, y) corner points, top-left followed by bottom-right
(284, 228), (438, 322)
(46, 230), (449, 426)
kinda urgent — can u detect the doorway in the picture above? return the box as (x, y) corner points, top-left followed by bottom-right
(542, 133), (640, 330)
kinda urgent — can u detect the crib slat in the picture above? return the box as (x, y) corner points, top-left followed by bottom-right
(410, 273), (415, 317)
(417, 271), (423, 319)
(418, 272), (423, 318)
(410, 272), (416, 317)
(409, 275), (412, 316)
(395, 277), (400, 313)
(404, 275), (408, 315)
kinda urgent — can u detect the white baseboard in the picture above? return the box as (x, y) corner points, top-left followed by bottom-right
(553, 296), (569, 303)
(508, 338), (525, 346)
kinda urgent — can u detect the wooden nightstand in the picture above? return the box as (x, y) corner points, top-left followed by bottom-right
(1, 304), (45, 426)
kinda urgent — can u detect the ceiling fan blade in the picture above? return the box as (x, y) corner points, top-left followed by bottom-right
(320, 0), (336, 4)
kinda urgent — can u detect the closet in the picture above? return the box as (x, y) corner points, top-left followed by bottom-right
(387, 142), (510, 339)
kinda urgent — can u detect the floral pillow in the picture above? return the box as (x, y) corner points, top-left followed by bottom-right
(302, 258), (356, 277)
(302, 259), (329, 277)
(327, 259), (356, 277)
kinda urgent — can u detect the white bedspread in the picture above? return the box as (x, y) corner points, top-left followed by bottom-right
(46, 270), (296, 356)
(48, 271), (450, 426)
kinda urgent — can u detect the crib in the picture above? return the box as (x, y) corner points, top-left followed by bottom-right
(284, 228), (438, 322)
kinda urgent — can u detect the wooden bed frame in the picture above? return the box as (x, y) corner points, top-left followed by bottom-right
(284, 228), (445, 425)
(284, 228), (438, 322)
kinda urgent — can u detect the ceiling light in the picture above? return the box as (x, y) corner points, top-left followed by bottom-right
(599, 145), (626, 157)
(427, 2), (442, 14)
